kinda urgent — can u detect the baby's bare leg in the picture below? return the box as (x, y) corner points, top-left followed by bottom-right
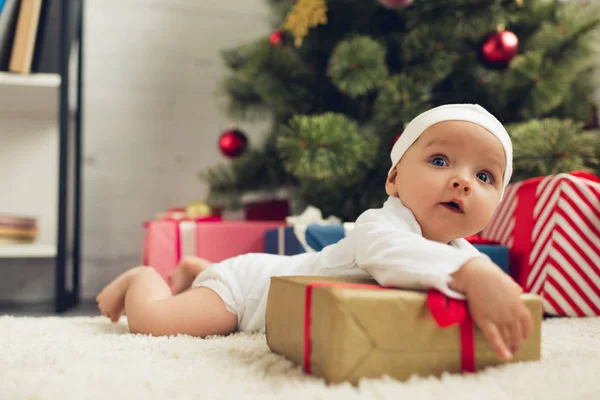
(96, 266), (145, 322)
(124, 267), (237, 337)
(168, 256), (212, 295)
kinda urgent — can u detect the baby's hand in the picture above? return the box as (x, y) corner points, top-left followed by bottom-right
(450, 257), (533, 361)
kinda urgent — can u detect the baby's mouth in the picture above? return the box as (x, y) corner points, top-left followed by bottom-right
(441, 201), (464, 214)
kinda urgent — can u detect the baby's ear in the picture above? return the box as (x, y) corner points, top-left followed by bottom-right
(385, 167), (398, 196)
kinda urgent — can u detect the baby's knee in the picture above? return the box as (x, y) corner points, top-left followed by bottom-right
(127, 311), (153, 336)
(126, 303), (166, 336)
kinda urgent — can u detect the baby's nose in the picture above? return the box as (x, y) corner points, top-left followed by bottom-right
(450, 177), (472, 194)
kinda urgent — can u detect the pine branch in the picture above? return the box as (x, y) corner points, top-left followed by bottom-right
(219, 37), (318, 121)
(198, 164), (243, 209)
(372, 74), (432, 132)
(221, 41), (258, 71)
(508, 118), (600, 181)
(556, 68), (600, 122)
(404, 0), (513, 36)
(199, 146), (293, 208)
(276, 112), (379, 180)
(296, 160), (390, 222)
(221, 74), (272, 121)
(327, 36), (388, 98)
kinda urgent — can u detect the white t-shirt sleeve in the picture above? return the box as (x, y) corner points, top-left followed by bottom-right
(353, 208), (485, 299)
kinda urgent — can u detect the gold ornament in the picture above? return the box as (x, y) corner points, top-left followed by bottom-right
(515, 0), (524, 5)
(281, 0), (328, 47)
(186, 201), (212, 218)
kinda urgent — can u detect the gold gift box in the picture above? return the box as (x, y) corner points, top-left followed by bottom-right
(266, 276), (542, 385)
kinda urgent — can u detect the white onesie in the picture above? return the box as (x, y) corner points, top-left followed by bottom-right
(191, 195), (488, 332)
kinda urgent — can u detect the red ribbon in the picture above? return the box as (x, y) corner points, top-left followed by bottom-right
(162, 216), (222, 223)
(426, 290), (475, 373)
(464, 235), (500, 245)
(303, 283), (475, 375)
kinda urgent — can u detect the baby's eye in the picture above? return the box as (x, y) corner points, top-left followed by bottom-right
(430, 157), (448, 167)
(477, 172), (493, 184)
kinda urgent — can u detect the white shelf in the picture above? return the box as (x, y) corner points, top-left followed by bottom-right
(0, 71), (60, 88)
(0, 243), (56, 258)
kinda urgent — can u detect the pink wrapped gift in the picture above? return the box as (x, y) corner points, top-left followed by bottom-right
(481, 171), (600, 317)
(142, 218), (286, 282)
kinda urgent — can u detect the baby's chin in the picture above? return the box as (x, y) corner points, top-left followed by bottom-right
(421, 227), (477, 244)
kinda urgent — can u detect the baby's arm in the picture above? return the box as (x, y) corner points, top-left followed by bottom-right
(353, 212), (532, 359)
(353, 215), (482, 299)
(449, 258), (533, 360)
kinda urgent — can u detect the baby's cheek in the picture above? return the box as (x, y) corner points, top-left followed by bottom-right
(478, 202), (498, 227)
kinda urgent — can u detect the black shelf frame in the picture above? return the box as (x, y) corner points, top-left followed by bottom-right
(55, 0), (84, 313)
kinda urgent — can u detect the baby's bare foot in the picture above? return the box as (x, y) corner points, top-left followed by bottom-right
(96, 266), (145, 322)
(168, 256), (212, 295)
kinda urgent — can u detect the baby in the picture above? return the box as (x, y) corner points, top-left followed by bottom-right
(97, 104), (532, 361)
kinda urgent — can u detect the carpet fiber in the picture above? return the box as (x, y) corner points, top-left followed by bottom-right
(1, 315), (599, 399)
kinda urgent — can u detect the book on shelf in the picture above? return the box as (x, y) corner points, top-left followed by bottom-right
(9, 0), (42, 74)
(0, 0), (81, 75)
(0, 213), (39, 244)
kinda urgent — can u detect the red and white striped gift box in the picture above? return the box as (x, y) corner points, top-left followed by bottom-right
(481, 171), (600, 317)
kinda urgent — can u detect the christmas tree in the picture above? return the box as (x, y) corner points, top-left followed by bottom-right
(202, 0), (600, 222)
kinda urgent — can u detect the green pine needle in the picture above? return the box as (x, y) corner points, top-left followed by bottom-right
(372, 74), (432, 132)
(327, 36), (388, 98)
(508, 118), (600, 181)
(276, 113), (379, 180)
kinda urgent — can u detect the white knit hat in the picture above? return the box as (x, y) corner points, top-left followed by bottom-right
(389, 104), (513, 194)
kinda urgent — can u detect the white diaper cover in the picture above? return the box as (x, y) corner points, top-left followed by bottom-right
(190, 253), (286, 332)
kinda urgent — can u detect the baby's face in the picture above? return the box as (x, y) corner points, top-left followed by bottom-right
(386, 120), (506, 244)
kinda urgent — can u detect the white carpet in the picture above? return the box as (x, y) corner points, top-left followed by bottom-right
(1, 316), (599, 400)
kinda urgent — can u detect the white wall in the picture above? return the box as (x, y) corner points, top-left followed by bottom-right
(81, 0), (273, 298)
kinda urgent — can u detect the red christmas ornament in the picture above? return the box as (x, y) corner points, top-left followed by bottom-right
(480, 29), (519, 69)
(219, 128), (248, 158)
(269, 30), (285, 46)
(378, 0), (413, 9)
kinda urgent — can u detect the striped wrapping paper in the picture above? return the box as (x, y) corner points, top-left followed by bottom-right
(481, 171), (600, 317)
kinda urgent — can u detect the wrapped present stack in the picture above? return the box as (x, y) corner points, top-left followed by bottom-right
(142, 201), (286, 284)
(0, 214), (38, 244)
(481, 171), (600, 317)
(266, 275), (542, 385)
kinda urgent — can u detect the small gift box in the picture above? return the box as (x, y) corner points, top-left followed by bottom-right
(242, 188), (291, 221)
(481, 171), (600, 317)
(264, 224), (350, 255)
(142, 218), (285, 282)
(265, 276), (542, 385)
(265, 206), (351, 255)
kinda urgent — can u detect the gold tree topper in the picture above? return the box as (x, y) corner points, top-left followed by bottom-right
(281, 0), (328, 47)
